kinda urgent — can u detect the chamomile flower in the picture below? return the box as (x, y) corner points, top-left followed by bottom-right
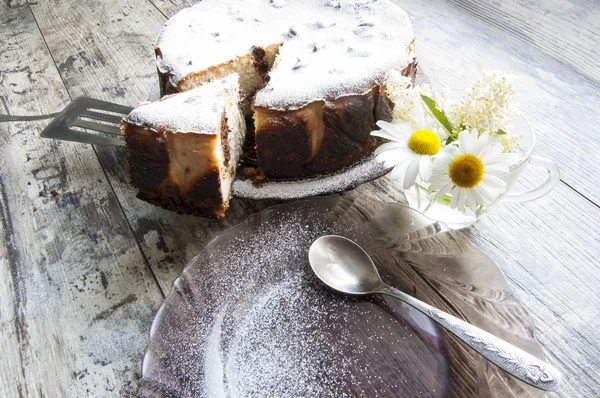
(428, 129), (515, 212)
(371, 105), (447, 189)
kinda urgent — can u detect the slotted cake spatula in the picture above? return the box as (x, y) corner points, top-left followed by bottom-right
(0, 97), (132, 147)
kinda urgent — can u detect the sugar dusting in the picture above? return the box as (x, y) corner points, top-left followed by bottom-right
(195, 210), (357, 396)
(233, 156), (389, 200)
(142, 202), (450, 397)
(156, 0), (414, 109)
(125, 74), (239, 133)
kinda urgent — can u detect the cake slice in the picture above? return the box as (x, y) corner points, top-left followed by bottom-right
(121, 74), (245, 218)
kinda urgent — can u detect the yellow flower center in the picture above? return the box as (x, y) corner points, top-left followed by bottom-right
(449, 154), (485, 188)
(408, 129), (441, 155)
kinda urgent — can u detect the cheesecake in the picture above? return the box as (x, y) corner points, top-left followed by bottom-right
(155, 0), (416, 179)
(122, 74), (245, 218)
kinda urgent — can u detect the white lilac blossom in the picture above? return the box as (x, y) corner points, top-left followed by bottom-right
(449, 71), (518, 134)
(384, 70), (432, 124)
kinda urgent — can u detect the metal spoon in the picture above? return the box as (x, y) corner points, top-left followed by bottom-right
(308, 235), (561, 391)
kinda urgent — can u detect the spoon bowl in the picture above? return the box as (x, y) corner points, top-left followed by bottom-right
(308, 235), (383, 294)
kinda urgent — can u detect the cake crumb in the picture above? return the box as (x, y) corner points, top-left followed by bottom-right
(243, 167), (257, 177)
(251, 169), (269, 188)
(50, 189), (59, 197)
(33, 207), (37, 212)
(39, 190), (44, 197)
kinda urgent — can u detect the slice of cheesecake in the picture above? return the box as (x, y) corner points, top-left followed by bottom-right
(121, 74), (245, 218)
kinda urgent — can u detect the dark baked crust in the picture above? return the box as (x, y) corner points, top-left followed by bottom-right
(251, 46), (270, 75)
(307, 87), (379, 175)
(251, 60), (415, 179)
(254, 101), (324, 178)
(123, 122), (227, 218)
(252, 82), (394, 179)
(156, 47), (178, 96)
(123, 123), (170, 193)
(137, 170), (227, 218)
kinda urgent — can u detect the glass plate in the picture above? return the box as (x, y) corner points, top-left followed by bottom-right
(141, 197), (544, 397)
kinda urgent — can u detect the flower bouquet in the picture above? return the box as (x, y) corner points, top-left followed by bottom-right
(372, 71), (553, 228)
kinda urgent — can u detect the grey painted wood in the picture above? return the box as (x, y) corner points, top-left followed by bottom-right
(0, 0), (598, 396)
(0, 2), (164, 397)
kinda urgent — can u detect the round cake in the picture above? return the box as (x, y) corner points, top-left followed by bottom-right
(154, 0), (416, 179)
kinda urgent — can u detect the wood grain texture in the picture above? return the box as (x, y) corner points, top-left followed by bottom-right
(0, 0), (598, 396)
(0, 2), (164, 397)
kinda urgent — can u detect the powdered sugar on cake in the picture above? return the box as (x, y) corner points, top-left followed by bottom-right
(156, 0), (415, 109)
(125, 74), (239, 133)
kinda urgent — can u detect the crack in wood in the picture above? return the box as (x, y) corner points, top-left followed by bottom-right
(0, 175), (29, 397)
(91, 293), (137, 322)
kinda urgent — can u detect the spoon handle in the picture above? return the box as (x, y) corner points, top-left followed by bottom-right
(377, 285), (561, 391)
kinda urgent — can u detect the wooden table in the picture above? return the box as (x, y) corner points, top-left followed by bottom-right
(1, 0), (598, 396)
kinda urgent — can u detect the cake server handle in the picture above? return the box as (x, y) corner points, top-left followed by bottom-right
(0, 113), (59, 122)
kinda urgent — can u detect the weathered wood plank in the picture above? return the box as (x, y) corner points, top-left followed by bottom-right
(14, 0), (600, 397)
(0, 2), (164, 397)
(445, 0), (600, 83)
(26, 0), (284, 295)
(394, 0), (600, 205)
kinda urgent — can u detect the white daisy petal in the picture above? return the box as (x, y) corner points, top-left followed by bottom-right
(375, 148), (409, 167)
(479, 145), (503, 163)
(403, 157), (421, 189)
(390, 159), (411, 180)
(458, 130), (470, 154)
(413, 102), (427, 127)
(450, 187), (461, 209)
(371, 129), (403, 142)
(376, 121), (413, 137)
(473, 131), (489, 153)
(429, 182), (453, 200)
(374, 142), (408, 156)
(457, 188), (466, 212)
(475, 185), (495, 203)
(466, 190), (477, 211)
(483, 163), (510, 175)
(419, 156), (433, 181)
(469, 129), (481, 151)
(482, 174), (507, 189)
(428, 174), (449, 188)
(469, 186), (486, 205)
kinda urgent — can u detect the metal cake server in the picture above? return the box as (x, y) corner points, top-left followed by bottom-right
(0, 97), (131, 147)
(308, 235), (561, 391)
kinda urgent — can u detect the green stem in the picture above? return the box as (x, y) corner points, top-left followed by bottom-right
(414, 183), (452, 206)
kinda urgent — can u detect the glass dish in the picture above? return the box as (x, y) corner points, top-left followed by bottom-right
(141, 196), (545, 397)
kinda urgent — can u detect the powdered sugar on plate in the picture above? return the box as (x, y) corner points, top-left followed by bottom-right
(141, 198), (450, 397)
